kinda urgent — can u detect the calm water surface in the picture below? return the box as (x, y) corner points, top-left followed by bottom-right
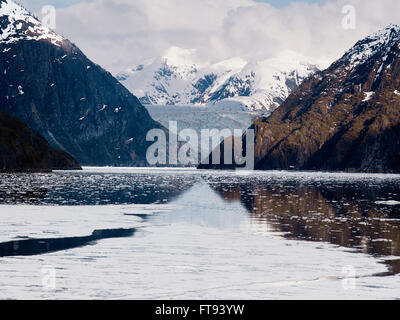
(1, 168), (400, 268)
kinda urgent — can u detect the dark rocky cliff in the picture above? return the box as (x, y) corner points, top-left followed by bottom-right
(0, 0), (165, 166)
(0, 110), (81, 172)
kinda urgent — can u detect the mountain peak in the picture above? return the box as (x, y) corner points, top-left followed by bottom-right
(362, 24), (400, 47)
(201, 25), (400, 173)
(1, 0), (164, 166)
(341, 24), (400, 68)
(0, 0), (63, 46)
(117, 50), (319, 110)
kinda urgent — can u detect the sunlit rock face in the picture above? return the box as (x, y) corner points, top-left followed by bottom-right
(0, 0), (164, 166)
(201, 25), (400, 173)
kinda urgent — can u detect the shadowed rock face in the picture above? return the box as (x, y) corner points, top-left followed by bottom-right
(0, 0), (165, 166)
(0, 111), (81, 172)
(200, 25), (400, 173)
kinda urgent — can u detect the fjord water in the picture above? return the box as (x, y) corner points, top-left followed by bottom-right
(0, 168), (399, 299)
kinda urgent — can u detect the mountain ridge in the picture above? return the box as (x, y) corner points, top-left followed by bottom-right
(117, 48), (319, 112)
(200, 24), (400, 173)
(0, 0), (165, 166)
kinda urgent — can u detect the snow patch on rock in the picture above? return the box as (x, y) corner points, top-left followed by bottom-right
(0, 0), (63, 46)
(363, 91), (374, 102)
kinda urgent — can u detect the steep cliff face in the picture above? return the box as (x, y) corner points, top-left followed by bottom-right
(0, 111), (81, 172)
(200, 25), (400, 173)
(0, 0), (164, 166)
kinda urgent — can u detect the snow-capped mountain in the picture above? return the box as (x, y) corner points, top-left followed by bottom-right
(0, 0), (63, 45)
(200, 24), (400, 173)
(117, 48), (319, 111)
(0, 0), (164, 166)
(339, 23), (400, 69)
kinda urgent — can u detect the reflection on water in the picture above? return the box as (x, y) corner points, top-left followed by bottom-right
(0, 174), (48, 204)
(205, 174), (400, 263)
(1, 169), (400, 274)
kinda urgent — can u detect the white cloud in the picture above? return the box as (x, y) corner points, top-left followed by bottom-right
(49, 0), (400, 73)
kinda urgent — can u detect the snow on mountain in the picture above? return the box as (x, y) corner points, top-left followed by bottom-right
(117, 48), (319, 111)
(0, 0), (165, 167)
(205, 52), (320, 111)
(314, 24), (400, 110)
(199, 24), (400, 172)
(340, 24), (400, 69)
(0, 0), (63, 46)
(117, 46), (247, 106)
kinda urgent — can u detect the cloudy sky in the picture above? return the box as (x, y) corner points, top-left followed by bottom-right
(18, 0), (400, 73)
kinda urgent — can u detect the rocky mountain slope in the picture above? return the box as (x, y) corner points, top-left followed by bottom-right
(117, 47), (319, 112)
(200, 25), (400, 173)
(0, 0), (164, 166)
(0, 110), (81, 172)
